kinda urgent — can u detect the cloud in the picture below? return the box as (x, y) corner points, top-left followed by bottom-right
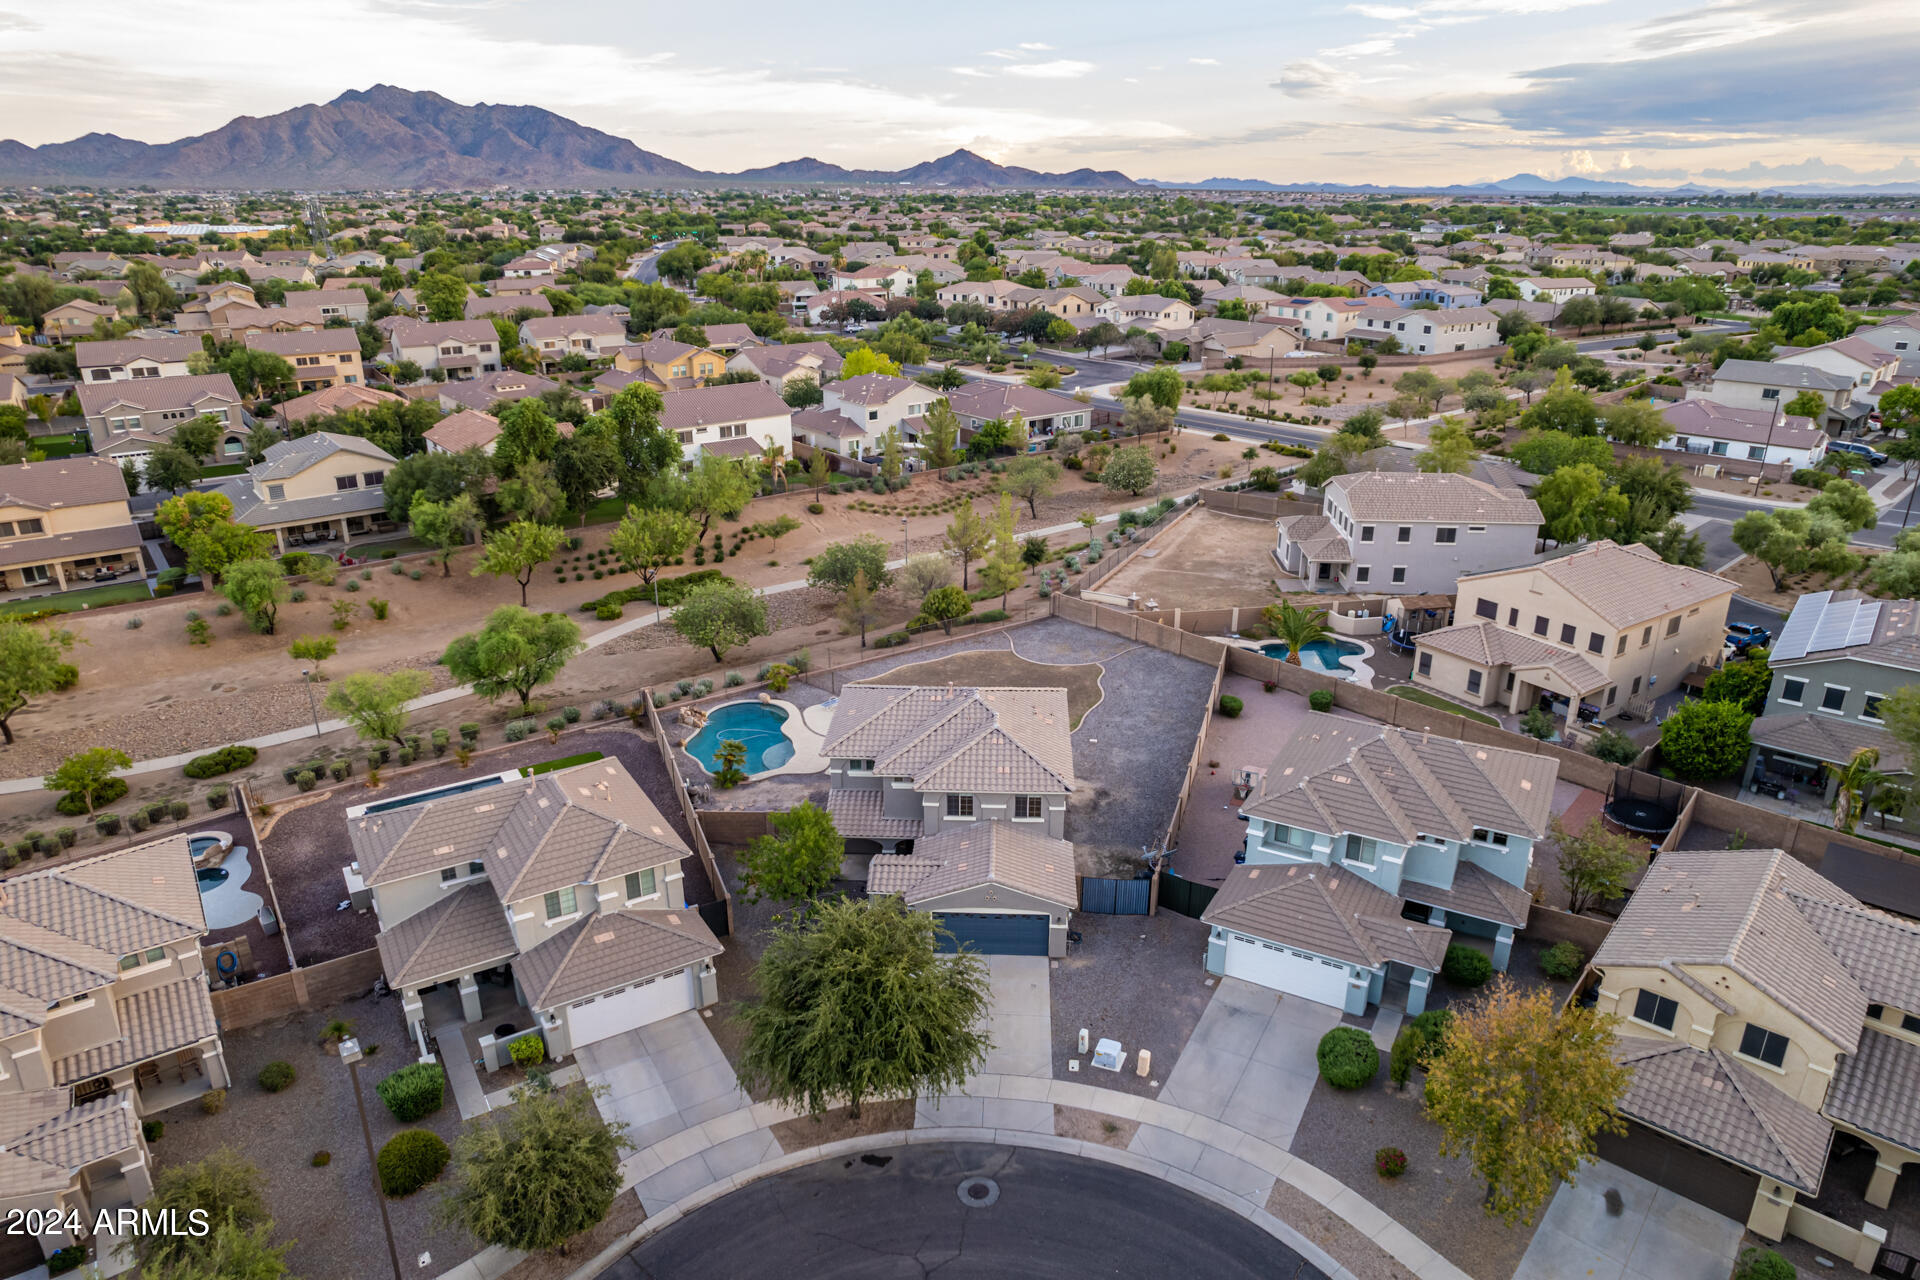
(1017, 42), (1052, 50)
(1188, 57), (1220, 65)
(1272, 61), (1339, 97)
(1319, 37), (1397, 58)
(950, 66), (991, 78)
(1003, 59), (1095, 79)
(983, 48), (1019, 60)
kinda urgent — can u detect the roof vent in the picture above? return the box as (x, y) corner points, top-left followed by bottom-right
(1248, 868), (1260, 879)
(473, 803), (494, 813)
(666, 913), (681, 925)
(434, 845), (455, 856)
(593, 931), (616, 945)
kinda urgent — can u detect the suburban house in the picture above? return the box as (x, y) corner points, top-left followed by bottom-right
(517, 315), (627, 372)
(1350, 306), (1501, 355)
(75, 373), (247, 470)
(40, 299), (120, 342)
(934, 281), (1031, 312)
(1262, 296), (1396, 341)
(805, 290), (887, 325)
(821, 375), (932, 442)
(277, 383), (406, 428)
(361, 761), (722, 1062)
(1690, 360), (1868, 434)
(1365, 280), (1485, 308)
(1742, 590), (1915, 834)
(821, 684), (1077, 956)
(207, 432), (398, 551)
(611, 339), (728, 390)
(0, 836), (232, 1267)
(658, 381), (793, 462)
(941, 383), (1091, 442)
(243, 329), (364, 392)
(1193, 320), (1306, 366)
(653, 323), (758, 354)
(465, 293), (551, 320)
(830, 265), (914, 297)
(0, 457), (144, 594)
(435, 369), (560, 416)
(386, 320), (501, 380)
(1588, 848), (1920, 1242)
(726, 341), (843, 391)
(74, 336), (197, 384)
(1094, 294), (1197, 329)
(423, 410), (503, 455)
(1659, 399), (1828, 472)
(1275, 472), (1541, 595)
(492, 274), (555, 297)
(1516, 277), (1597, 304)
(1202, 714), (1555, 1015)
(1413, 539), (1736, 727)
(1775, 338), (1900, 398)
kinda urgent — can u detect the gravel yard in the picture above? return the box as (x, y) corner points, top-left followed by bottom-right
(1049, 910), (1215, 1097)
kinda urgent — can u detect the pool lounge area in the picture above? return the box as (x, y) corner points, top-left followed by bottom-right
(677, 696), (826, 781)
(1224, 635), (1378, 685)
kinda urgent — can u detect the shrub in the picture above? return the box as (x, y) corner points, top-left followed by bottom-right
(206, 785), (230, 809)
(56, 776), (127, 815)
(459, 722), (480, 743)
(51, 662), (78, 691)
(1308, 689), (1334, 712)
(46, 1245), (85, 1275)
(874, 631), (911, 648)
(808, 501), (824, 514)
(185, 744), (257, 778)
(508, 1033), (546, 1068)
(168, 799), (189, 822)
(54, 826), (76, 848)
(724, 670), (744, 687)
(312, 1151), (332, 1167)
(295, 769), (317, 792)
(595, 601), (621, 621)
(328, 759), (350, 782)
(290, 588), (307, 602)
(257, 1061), (296, 1093)
(410, 569), (423, 581)
(374, 1062), (447, 1122)
(376, 1129), (450, 1197)
(1389, 1027), (1421, 1088)
(1441, 944), (1493, 987)
(1317, 1027), (1380, 1090)
(143, 1120), (163, 1142)
(125, 616), (143, 629)
(431, 728), (450, 755)
(370, 598), (390, 620)
(1374, 1147), (1408, 1179)
(504, 719), (532, 743)
(200, 1088), (227, 1115)
(1733, 1247), (1795, 1280)
(562, 705), (581, 723)
(95, 813), (121, 836)
(1539, 940), (1587, 981)
(545, 716), (567, 735)
(1587, 727), (1640, 766)
(1217, 694), (1243, 718)
(345, 578), (360, 592)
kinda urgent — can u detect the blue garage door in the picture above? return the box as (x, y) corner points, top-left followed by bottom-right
(932, 912), (1048, 956)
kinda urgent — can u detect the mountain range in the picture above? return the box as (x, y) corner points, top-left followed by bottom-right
(1, 87), (1914, 194)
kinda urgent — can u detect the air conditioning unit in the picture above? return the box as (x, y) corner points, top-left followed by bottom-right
(1698, 464), (1720, 478)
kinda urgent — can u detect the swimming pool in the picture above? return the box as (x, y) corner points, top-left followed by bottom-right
(686, 702), (795, 776)
(1257, 638), (1366, 674)
(196, 866), (228, 890)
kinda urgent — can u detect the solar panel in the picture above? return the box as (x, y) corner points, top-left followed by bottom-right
(1809, 598), (1863, 654)
(1848, 602), (1883, 649)
(1770, 590), (1828, 662)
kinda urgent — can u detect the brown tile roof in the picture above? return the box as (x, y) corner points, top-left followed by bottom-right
(1613, 1039), (1832, 1193)
(1274, 512), (1350, 563)
(1327, 472), (1541, 526)
(1242, 712), (1557, 846)
(824, 788), (925, 841)
(1400, 860), (1532, 930)
(1415, 621), (1609, 693)
(375, 882), (518, 989)
(0, 1091), (140, 1198)
(1456, 540), (1735, 629)
(53, 973), (219, 1086)
(73, 336), (199, 368)
(827, 374), (919, 407)
(657, 382), (791, 432)
(243, 330), (359, 357)
(513, 908), (720, 1010)
(0, 456), (133, 513)
(1202, 862), (1452, 971)
(277, 384), (406, 425)
(868, 824), (1076, 910)
(1749, 712), (1908, 773)
(825, 686), (1076, 794)
(422, 410), (501, 454)
(1825, 1028), (1920, 1156)
(75, 372), (241, 418)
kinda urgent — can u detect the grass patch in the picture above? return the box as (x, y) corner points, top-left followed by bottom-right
(0, 580), (152, 616)
(27, 436), (85, 457)
(199, 462), (248, 477)
(1388, 685), (1500, 726)
(522, 751), (605, 777)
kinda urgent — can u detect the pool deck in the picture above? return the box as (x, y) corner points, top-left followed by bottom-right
(676, 696), (827, 784)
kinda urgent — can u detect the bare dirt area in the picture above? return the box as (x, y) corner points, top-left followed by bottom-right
(1097, 507), (1295, 612)
(1719, 551), (1889, 613)
(1179, 355), (1507, 420)
(770, 1099), (917, 1152)
(855, 649), (1106, 728)
(1053, 1104), (1139, 1149)
(1264, 1180), (1418, 1280)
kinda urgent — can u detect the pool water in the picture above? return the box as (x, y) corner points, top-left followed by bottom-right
(196, 866), (229, 891)
(686, 702), (794, 776)
(1257, 639), (1365, 674)
(188, 836), (224, 860)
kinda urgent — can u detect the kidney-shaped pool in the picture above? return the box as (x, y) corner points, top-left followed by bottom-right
(685, 701), (796, 776)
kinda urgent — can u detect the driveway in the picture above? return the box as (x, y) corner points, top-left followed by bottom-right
(577, 1011), (751, 1149)
(917, 954), (1052, 1127)
(1512, 1159), (1745, 1280)
(1157, 978), (1340, 1147)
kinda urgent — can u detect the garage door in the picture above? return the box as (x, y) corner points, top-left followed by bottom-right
(1595, 1123), (1761, 1223)
(566, 968), (696, 1049)
(1222, 934), (1351, 1008)
(932, 912), (1049, 956)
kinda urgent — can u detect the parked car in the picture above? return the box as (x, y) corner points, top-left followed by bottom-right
(1727, 621), (1772, 648)
(1828, 440), (1889, 466)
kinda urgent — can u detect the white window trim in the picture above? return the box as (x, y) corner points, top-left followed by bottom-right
(1817, 684), (1851, 716)
(1861, 693), (1886, 723)
(1778, 679), (1806, 707)
(1628, 1012), (1677, 1038)
(544, 911), (582, 929)
(1736, 1044), (1789, 1075)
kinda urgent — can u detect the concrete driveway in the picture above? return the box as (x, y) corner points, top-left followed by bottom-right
(1512, 1159), (1745, 1280)
(1158, 978), (1340, 1147)
(576, 1011), (750, 1149)
(918, 954), (1052, 1127)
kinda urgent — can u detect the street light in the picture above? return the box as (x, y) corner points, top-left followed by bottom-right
(339, 1038), (405, 1280)
(301, 669), (323, 739)
(902, 516), (910, 561)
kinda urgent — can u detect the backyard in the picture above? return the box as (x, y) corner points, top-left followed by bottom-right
(1095, 506), (1294, 614)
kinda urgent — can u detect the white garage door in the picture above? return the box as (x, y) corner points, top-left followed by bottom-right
(1222, 934), (1352, 1008)
(566, 968), (696, 1048)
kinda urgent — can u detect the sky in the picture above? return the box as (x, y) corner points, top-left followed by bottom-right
(0, 0), (1915, 187)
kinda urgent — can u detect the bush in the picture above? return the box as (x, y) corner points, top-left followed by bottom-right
(345, 578), (360, 592)
(142, 1120), (163, 1142)
(545, 716), (566, 734)
(54, 826), (76, 848)
(295, 769), (317, 792)
(1308, 689), (1334, 712)
(200, 1088), (227, 1115)
(504, 718), (533, 743)
(1733, 1247), (1795, 1280)
(46, 1245), (85, 1275)
(1217, 694), (1243, 718)
(1658, 698), (1753, 781)
(328, 759), (350, 782)
(376, 1129), (450, 1197)
(578, 568), (731, 615)
(460, 722), (480, 743)
(95, 813), (121, 836)
(724, 670), (744, 687)
(56, 776), (127, 815)
(595, 601), (621, 621)
(1317, 1026), (1380, 1090)
(257, 1061), (296, 1093)
(1587, 727), (1640, 766)
(311, 1151), (332, 1167)
(874, 631), (911, 648)
(1389, 1026), (1421, 1088)
(1539, 940), (1586, 981)
(508, 1033), (546, 1068)
(374, 1062), (447, 1122)
(184, 745), (258, 779)
(431, 727), (450, 755)
(125, 616), (143, 629)
(1375, 1147), (1408, 1178)
(127, 811), (148, 834)
(206, 785), (230, 809)
(808, 501), (824, 514)
(168, 799), (189, 822)
(562, 705), (581, 723)
(1441, 944), (1493, 987)
(290, 588), (307, 602)
(370, 598), (390, 620)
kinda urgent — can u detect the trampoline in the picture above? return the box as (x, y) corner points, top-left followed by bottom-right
(1604, 772), (1685, 837)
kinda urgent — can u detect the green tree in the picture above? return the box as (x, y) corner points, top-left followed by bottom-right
(171, 413), (225, 461)
(1827, 747), (1887, 835)
(1423, 977), (1627, 1226)
(288, 634), (337, 679)
(1261, 601), (1331, 666)
(978, 495), (1024, 609)
(920, 584), (971, 635)
(1657, 698), (1754, 780)
(409, 493), (482, 577)
(921, 400), (961, 468)
(837, 567), (884, 647)
(1551, 816), (1645, 915)
(416, 271), (470, 322)
(944, 502), (990, 589)
(897, 551), (954, 602)
(1102, 445), (1156, 496)
(1730, 505), (1860, 592)
(440, 606), (584, 712)
(221, 559), (290, 635)
(1599, 398), (1673, 448)
(471, 520), (564, 607)
(608, 505), (697, 604)
(670, 580), (770, 662)
(1122, 366), (1183, 410)
(439, 1084), (631, 1253)
(491, 399), (560, 472)
(840, 346), (902, 378)
(1392, 368), (1449, 415)
(1001, 455), (1062, 518)
(0, 620), (76, 746)
(1536, 463), (1626, 545)
(1782, 390), (1828, 421)
(737, 896), (991, 1119)
(128, 1150), (272, 1275)
(681, 454), (756, 539)
(1876, 685), (1920, 767)
(1611, 456), (1692, 523)
(1556, 295), (1601, 330)
(1519, 369), (1600, 435)
(143, 443), (203, 494)
(1336, 407), (1388, 450)
(1417, 418), (1476, 473)
(808, 534), (893, 593)
(324, 669), (430, 746)
(123, 261), (178, 319)
(1702, 652), (1771, 716)
(551, 421), (621, 524)
(496, 457), (565, 524)
(740, 801), (844, 906)
(44, 746), (131, 814)
(599, 384), (680, 500)
(142, 1217), (292, 1280)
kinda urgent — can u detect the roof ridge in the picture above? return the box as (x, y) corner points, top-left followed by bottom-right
(1710, 1048), (1819, 1188)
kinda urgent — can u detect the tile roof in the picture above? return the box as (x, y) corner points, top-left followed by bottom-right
(792, 407), (867, 439)
(1749, 712), (1907, 773)
(657, 382), (791, 432)
(276, 383), (407, 425)
(0, 1092), (140, 1198)
(1327, 472), (1541, 525)
(1662, 399), (1826, 450)
(1825, 1028), (1920, 1155)
(513, 908), (720, 1009)
(375, 882), (518, 989)
(1241, 712), (1557, 846)
(73, 335), (199, 368)
(942, 382), (1086, 422)
(1415, 621), (1609, 693)
(1400, 860), (1533, 929)
(422, 410), (501, 454)
(1274, 512), (1351, 563)
(390, 319), (497, 348)
(520, 315), (626, 342)
(824, 788), (925, 840)
(1202, 862), (1452, 971)
(828, 374), (920, 407)
(1613, 1039), (1832, 1193)
(435, 370), (560, 413)
(868, 823), (1076, 909)
(825, 685), (1076, 794)
(75, 372), (240, 417)
(1456, 539), (1735, 628)
(1712, 359), (1853, 391)
(0, 456), (134, 513)
(249, 431), (396, 482)
(53, 973), (220, 1085)
(243, 330), (359, 357)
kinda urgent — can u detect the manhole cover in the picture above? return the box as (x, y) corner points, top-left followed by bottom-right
(956, 1176), (999, 1208)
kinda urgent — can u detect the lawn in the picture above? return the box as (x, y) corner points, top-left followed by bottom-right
(1388, 684), (1500, 726)
(27, 436), (85, 457)
(855, 648), (1105, 728)
(200, 462), (248, 477)
(0, 580), (152, 616)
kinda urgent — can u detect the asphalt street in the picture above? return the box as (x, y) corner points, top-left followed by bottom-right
(611, 1141), (1327, 1280)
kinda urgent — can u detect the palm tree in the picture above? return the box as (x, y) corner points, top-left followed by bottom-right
(1827, 747), (1886, 834)
(761, 438), (787, 492)
(1261, 600), (1331, 667)
(1872, 782), (1911, 831)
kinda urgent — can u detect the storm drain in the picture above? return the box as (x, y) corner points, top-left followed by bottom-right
(956, 1176), (1000, 1208)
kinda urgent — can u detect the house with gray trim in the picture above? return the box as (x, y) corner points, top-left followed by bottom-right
(1275, 471), (1542, 594)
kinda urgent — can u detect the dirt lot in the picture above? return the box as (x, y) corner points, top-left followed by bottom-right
(1178, 356), (1508, 419)
(1097, 507), (1298, 612)
(1719, 550), (1890, 612)
(855, 649), (1106, 728)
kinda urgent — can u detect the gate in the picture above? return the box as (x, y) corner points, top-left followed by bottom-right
(696, 899), (730, 938)
(1158, 873), (1218, 919)
(1079, 877), (1150, 915)
(1877, 1247), (1920, 1279)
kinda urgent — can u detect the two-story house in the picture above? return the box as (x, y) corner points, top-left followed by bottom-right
(360, 760), (722, 1061)
(0, 458), (144, 595)
(1776, 338), (1901, 409)
(517, 315), (627, 372)
(610, 339), (728, 390)
(387, 320), (501, 381)
(1414, 539), (1735, 728)
(74, 336), (198, 384)
(1516, 277), (1598, 304)
(726, 341), (843, 393)
(1691, 360), (1867, 435)
(1275, 472), (1542, 595)
(656, 381), (792, 463)
(1365, 280), (1485, 309)
(1260, 295), (1395, 341)
(436, 369), (560, 416)
(40, 299), (120, 342)
(820, 684), (1078, 956)
(207, 432), (397, 551)
(941, 383), (1090, 443)
(1201, 715), (1556, 1015)
(1659, 399), (1828, 472)
(1094, 294), (1197, 330)
(244, 329), (364, 393)
(1589, 848), (1920, 1241)
(1350, 305), (1501, 355)
(0, 836), (231, 1265)
(821, 375), (930, 445)
(1742, 590), (1916, 833)
(75, 373), (247, 472)
(830, 264), (914, 297)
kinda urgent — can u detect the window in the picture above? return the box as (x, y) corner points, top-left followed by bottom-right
(1359, 525), (1374, 543)
(1396, 526), (1411, 543)
(845, 758), (875, 773)
(1560, 623), (1576, 645)
(1710, 441), (1729, 457)
(1738, 1023), (1789, 1069)
(1435, 527), (1457, 544)
(543, 886), (578, 920)
(1761, 387), (1780, 400)
(267, 484), (286, 501)
(1354, 566), (1371, 583)
(625, 869), (657, 901)
(1508, 607), (1519, 628)
(1748, 446), (1767, 461)
(1471, 828), (1511, 846)
(1641, 626), (1653, 646)
(1014, 796), (1044, 820)
(1263, 823), (1314, 852)
(117, 946), (169, 972)
(1631, 676), (1642, 696)
(1475, 598), (1497, 620)
(1666, 616), (1681, 636)
(1868, 1004), (1885, 1021)
(1417, 652), (1432, 676)
(1617, 635), (1628, 656)
(440, 866), (459, 882)
(1345, 836), (1381, 867)
(1586, 632), (1605, 655)
(1780, 678), (1806, 705)
(363, 471), (385, 487)
(1864, 693), (1885, 722)
(1606, 685), (1617, 706)
(1632, 990), (1678, 1032)
(1391, 566), (1406, 584)
(1466, 670), (1483, 695)
(945, 794), (974, 818)
(468, 860), (483, 877)
(1902, 1013), (1920, 1036)
(1821, 685), (1848, 713)
(335, 475), (359, 491)
(1533, 615), (1549, 636)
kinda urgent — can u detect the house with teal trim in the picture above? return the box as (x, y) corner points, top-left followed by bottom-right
(1200, 714), (1556, 1015)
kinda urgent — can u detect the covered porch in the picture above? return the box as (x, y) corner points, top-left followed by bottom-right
(0, 526), (146, 595)
(1272, 511), (1352, 592)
